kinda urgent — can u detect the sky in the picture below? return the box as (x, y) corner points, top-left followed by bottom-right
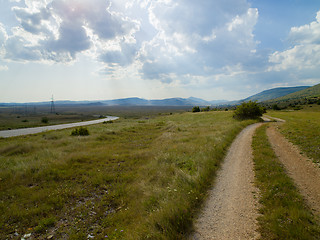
(0, 0), (320, 102)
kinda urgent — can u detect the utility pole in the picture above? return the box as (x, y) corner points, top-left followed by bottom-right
(50, 95), (55, 114)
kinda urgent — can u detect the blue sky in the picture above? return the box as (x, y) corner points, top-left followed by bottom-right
(0, 0), (320, 102)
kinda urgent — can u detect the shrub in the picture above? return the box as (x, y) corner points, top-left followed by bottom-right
(272, 104), (281, 110)
(103, 120), (113, 124)
(192, 106), (200, 112)
(41, 117), (49, 124)
(201, 106), (210, 112)
(71, 127), (89, 136)
(233, 101), (264, 120)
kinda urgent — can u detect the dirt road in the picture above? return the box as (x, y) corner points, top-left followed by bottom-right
(0, 116), (119, 138)
(191, 123), (262, 240)
(267, 125), (320, 214)
(191, 115), (320, 239)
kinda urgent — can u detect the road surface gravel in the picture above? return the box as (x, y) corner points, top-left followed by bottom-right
(267, 124), (320, 215)
(190, 123), (263, 240)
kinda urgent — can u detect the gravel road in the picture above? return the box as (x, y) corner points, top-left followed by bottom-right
(191, 123), (262, 240)
(0, 116), (119, 138)
(267, 125), (320, 215)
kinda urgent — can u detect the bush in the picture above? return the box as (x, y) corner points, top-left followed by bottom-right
(41, 117), (49, 124)
(293, 105), (302, 111)
(192, 106), (200, 112)
(71, 127), (90, 136)
(233, 101), (264, 120)
(201, 106), (210, 112)
(272, 104), (281, 110)
(103, 120), (113, 124)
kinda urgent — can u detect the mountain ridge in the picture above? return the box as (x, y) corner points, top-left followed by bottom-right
(0, 85), (317, 107)
(265, 83), (320, 103)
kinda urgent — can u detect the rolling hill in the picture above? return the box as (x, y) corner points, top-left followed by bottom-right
(1, 85), (318, 107)
(266, 83), (320, 103)
(241, 86), (310, 102)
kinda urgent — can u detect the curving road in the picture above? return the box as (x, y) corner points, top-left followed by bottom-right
(0, 116), (119, 138)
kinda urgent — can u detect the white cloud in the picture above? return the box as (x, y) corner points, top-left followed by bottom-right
(269, 44), (320, 71)
(139, 1), (259, 82)
(4, 0), (141, 63)
(289, 11), (320, 45)
(0, 65), (8, 71)
(269, 10), (320, 72)
(0, 23), (8, 57)
(2, 0), (264, 89)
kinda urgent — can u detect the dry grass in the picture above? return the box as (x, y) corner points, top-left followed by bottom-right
(252, 125), (320, 239)
(0, 111), (255, 239)
(267, 104), (320, 164)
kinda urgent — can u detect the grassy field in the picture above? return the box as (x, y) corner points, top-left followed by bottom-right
(0, 105), (190, 131)
(0, 111), (255, 239)
(252, 125), (320, 239)
(267, 104), (320, 164)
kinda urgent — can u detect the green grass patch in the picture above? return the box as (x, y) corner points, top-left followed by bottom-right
(0, 111), (256, 239)
(267, 106), (320, 164)
(252, 125), (320, 239)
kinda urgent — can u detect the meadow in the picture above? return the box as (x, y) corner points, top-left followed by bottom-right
(267, 104), (320, 164)
(0, 105), (190, 131)
(0, 110), (255, 239)
(252, 125), (320, 239)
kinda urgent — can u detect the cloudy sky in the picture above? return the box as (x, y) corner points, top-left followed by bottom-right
(0, 0), (320, 102)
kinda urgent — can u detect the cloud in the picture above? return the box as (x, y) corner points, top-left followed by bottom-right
(0, 65), (8, 71)
(0, 23), (8, 57)
(2, 0), (262, 84)
(139, 0), (259, 82)
(269, 10), (320, 72)
(3, 0), (140, 63)
(13, 6), (51, 34)
(269, 44), (320, 71)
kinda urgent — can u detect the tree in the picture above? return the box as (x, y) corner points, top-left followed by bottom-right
(192, 106), (200, 112)
(233, 101), (264, 120)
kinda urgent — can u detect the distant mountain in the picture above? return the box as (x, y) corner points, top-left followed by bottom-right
(0, 97), (215, 107)
(101, 97), (212, 106)
(266, 83), (320, 103)
(1, 86), (315, 107)
(242, 86), (310, 103)
(101, 97), (149, 106)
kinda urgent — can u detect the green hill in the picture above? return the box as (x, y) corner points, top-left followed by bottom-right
(242, 86), (310, 102)
(267, 83), (320, 103)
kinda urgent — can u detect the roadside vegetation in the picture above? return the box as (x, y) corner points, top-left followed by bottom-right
(252, 125), (320, 239)
(233, 101), (265, 120)
(0, 112), (96, 131)
(267, 104), (320, 164)
(0, 105), (190, 131)
(0, 111), (256, 239)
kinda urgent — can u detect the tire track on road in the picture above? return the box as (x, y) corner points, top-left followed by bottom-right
(191, 123), (263, 240)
